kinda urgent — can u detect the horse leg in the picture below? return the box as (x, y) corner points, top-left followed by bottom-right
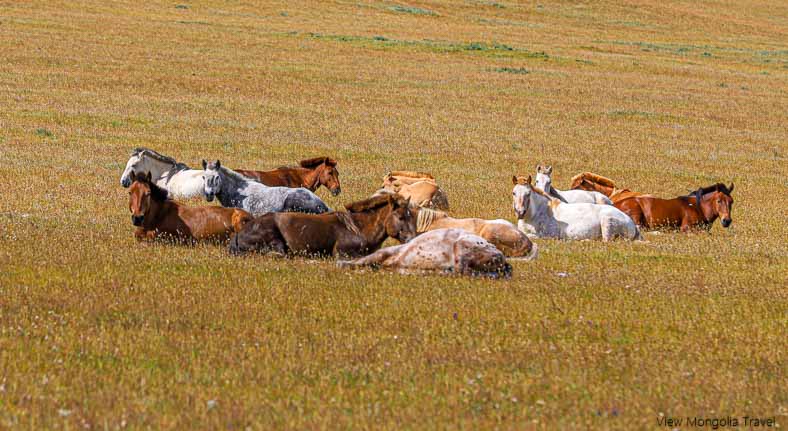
(337, 247), (399, 269)
(229, 215), (288, 256)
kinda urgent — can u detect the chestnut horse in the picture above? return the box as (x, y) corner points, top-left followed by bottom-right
(615, 183), (734, 232)
(128, 172), (251, 242)
(229, 193), (415, 257)
(570, 172), (646, 204)
(235, 157), (341, 195)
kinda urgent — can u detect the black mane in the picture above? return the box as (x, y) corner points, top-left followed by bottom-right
(689, 183), (732, 197)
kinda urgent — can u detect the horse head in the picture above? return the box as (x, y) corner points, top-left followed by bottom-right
(128, 171), (168, 226)
(711, 183), (734, 228)
(512, 175), (533, 219)
(384, 194), (415, 243)
(202, 160), (223, 202)
(318, 159), (341, 196)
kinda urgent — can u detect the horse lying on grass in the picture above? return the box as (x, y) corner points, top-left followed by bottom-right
(512, 175), (641, 241)
(128, 172), (251, 242)
(338, 228), (512, 278)
(202, 160), (329, 216)
(569, 172), (647, 204)
(120, 147), (205, 200)
(229, 194), (415, 257)
(379, 171), (449, 209)
(414, 207), (537, 259)
(235, 156), (341, 196)
(535, 165), (611, 205)
(616, 183), (734, 232)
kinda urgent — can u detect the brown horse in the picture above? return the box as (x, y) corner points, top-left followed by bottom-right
(235, 157), (341, 195)
(570, 172), (646, 204)
(615, 183), (734, 232)
(229, 193), (415, 257)
(128, 172), (251, 242)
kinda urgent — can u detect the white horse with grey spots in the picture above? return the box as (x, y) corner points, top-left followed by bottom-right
(202, 160), (329, 216)
(512, 175), (640, 241)
(534, 165), (612, 205)
(120, 147), (205, 200)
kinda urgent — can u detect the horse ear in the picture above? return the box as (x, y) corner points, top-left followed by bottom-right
(202, 159), (208, 169)
(546, 166), (553, 174)
(728, 182), (734, 193)
(536, 164), (542, 173)
(215, 160), (221, 169)
(527, 175), (532, 184)
(145, 171), (152, 182)
(512, 175), (518, 185)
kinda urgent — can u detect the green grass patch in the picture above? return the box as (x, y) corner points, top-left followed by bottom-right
(389, 5), (438, 16)
(492, 67), (530, 74)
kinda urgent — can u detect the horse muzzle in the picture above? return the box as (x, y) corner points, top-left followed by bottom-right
(331, 187), (341, 196)
(121, 177), (132, 188)
(721, 218), (732, 228)
(514, 209), (526, 220)
(205, 193), (215, 202)
(131, 215), (144, 226)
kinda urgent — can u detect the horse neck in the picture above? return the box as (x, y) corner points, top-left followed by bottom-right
(350, 205), (390, 245)
(526, 191), (559, 231)
(588, 182), (613, 196)
(217, 168), (248, 206)
(298, 166), (321, 191)
(699, 194), (718, 224)
(142, 159), (176, 180)
(143, 198), (172, 229)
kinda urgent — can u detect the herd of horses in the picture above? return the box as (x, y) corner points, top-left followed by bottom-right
(121, 148), (735, 278)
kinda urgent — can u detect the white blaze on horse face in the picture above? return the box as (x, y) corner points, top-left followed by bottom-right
(120, 154), (143, 187)
(512, 184), (531, 219)
(534, 172), (552, 193)
(203, 168), (221, 202)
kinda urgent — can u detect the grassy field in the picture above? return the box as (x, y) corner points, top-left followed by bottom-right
(1, 0), (786, 429)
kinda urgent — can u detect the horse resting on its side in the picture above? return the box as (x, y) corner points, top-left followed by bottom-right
(235, 157), (342, 196)
(535, 165), (611, 205)
(569, 172), (646, 204)
(615, 183), (734, 232)
(338, 228), (513, 278)
(128, 172), (251, 242)
(413, 207), (537, 259)
(229, 193), (415, 258)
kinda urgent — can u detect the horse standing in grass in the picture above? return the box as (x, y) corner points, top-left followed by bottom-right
(128, 172), (251, 242)
(120, 147), (205, 200)
(535, 165), (611, 205)
(202, 160), (329, 216)
(229, 194), (415, 257)
(512, 175), (641, 241)
(235, 157), (342, 196)
(615, 183), (734, 232)
(338, 228), (513, 278)
(414, 208), (537, 259)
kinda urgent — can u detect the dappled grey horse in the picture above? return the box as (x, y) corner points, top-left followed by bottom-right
(202, 160), (330, 215)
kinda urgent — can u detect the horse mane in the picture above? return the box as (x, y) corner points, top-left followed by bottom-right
(299, 156), (336, 168)
(132, 147), (189, 170)
(570, 172), (616, 189)
(344, 194), (392, 213)
(135, 175), (169, 202)
(387, 170), (434, 180)
(416, 208), (446, 233)
(691, 183), (732, 197)
(335, 211), (362, 236)
(217, 165), (253, 183)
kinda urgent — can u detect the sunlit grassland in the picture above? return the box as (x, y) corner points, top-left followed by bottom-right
(1, 0), (786, 429)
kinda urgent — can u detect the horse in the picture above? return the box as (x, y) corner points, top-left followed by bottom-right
(535, 165), (611, 205)
(120, 147), (205, 200)
(228, 193), (415, 257)
(235, 156), (342, 196)
(414, 207), (538, 259)
(202, 160), (330, 216)
(128, 172), (251, 242)
(512, 175), (641, 241)
(569, 172), (646, 204)
(615, 183), (734, 232)
(379, 171), (449, 209)
(337, 228), (512, 278)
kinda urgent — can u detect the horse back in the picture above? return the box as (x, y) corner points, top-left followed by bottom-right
(632, 196), (696, 228)
(273, 212), (343, 255)
(236, 168), (303, 188)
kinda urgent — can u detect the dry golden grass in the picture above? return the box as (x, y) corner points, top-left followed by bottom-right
(1, 0), (786, 429)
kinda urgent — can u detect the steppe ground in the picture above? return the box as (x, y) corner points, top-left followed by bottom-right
(1, 0), (786, 429)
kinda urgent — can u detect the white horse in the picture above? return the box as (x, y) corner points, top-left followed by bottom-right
(535, 165), (612, 205)
(120, 148), (205, 200)
(512, 176), (641, 241)
(202, 160), (329, 215)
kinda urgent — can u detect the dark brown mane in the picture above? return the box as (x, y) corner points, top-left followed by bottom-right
(344, 194), (391, 213)
(299, 156), (336, 168)
(691, 183), (732, 197)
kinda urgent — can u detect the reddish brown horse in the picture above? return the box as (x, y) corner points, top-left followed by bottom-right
(570, 172), (646, 204)
(615, 183), (734, 232)
(229, 193), (415, 257)
(235, 157), (341, 195)
(128, 172), (251, 242)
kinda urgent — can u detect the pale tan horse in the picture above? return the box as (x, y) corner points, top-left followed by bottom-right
(414, 208), (537, 259)
(569, 172), (647, 204)
(379, 171), (449, 210)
